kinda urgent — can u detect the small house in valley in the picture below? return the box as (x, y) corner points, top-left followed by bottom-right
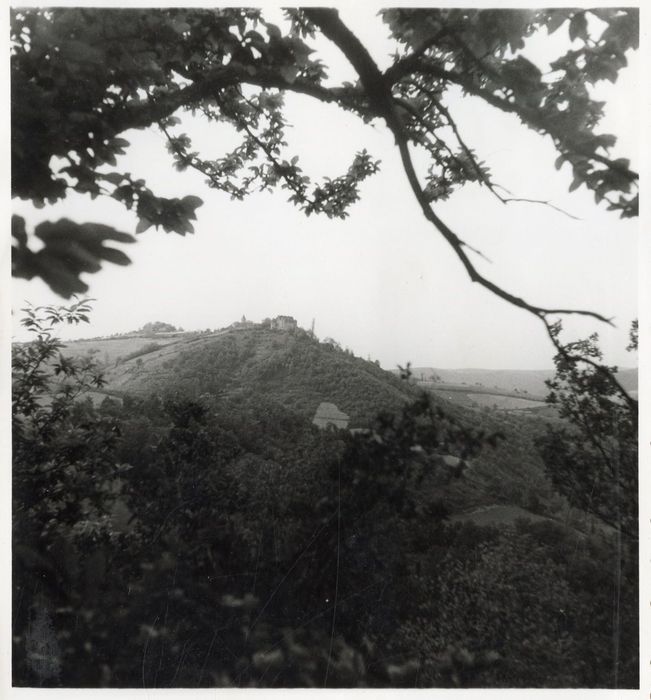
(312, 402), (350, 430)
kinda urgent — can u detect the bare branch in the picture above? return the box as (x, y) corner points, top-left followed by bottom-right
(461, 241), (493, 264)
(393, 129), (612, 323)
(427, 90), (577, 218)
(499, 197), (581, 220)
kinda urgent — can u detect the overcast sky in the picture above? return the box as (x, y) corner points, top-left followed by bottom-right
(9, 6), (640, 370)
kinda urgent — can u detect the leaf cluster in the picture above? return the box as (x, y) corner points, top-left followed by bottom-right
(12, 216), (135, 297)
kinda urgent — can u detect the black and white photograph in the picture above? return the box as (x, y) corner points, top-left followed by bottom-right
(6, 2), (645, 692)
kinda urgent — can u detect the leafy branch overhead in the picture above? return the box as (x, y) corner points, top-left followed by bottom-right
(12, 7), (638, 303)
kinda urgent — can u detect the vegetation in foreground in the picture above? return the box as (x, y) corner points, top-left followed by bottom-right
(12, 303), (638, 688)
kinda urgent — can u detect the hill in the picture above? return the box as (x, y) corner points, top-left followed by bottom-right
(58, 325), (569, 519)
(62, 327), (419, 427)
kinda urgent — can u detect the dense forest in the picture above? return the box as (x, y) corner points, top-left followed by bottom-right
(12, 304), (638, 688)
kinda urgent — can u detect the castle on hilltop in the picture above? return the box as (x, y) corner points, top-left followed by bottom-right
(228, 315), (298, 332)
(270, 315), (297, 331)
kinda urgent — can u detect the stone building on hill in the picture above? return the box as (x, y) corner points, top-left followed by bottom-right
(312, 402), (350, 430)
(271, 315), (298, 331)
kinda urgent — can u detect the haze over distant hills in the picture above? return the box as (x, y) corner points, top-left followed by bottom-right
(405, 366), (638, 399)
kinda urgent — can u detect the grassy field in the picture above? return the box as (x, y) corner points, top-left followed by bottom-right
(430, 387), (545, 411)
(100, 331), (233, 390)
(61, 336), (182, 365)
(467, 393), (545, 410)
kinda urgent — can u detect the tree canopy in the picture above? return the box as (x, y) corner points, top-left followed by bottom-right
(11, 7), (638, 328)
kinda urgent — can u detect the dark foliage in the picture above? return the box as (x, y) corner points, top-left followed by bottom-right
(12, 306), (638, 688)
(140, 322), (179, 334)
(535, 324), (638, 540)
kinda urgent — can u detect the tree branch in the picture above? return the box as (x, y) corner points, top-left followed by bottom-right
(305, 8), (612, 326)
(386, 57), (638, 182)
(108, 64), (367, 135)
(421, 89), (579, 220)
(222, 89), (317, 208)
(392, 95), (479, 189)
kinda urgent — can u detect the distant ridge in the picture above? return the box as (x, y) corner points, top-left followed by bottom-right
(401, 366), (638, 398)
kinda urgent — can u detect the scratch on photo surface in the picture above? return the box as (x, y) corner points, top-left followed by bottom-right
(324, 456), (342, 687)
(141, 614), (159, 688)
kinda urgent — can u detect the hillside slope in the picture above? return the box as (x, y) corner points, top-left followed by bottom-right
(87, 327), (420, 427)
(57, 326), (567, 517)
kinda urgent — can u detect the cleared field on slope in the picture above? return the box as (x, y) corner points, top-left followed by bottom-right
(61, 335), (183, 365)
(466, 393), (545, 410)
(429, 386), (548, 412)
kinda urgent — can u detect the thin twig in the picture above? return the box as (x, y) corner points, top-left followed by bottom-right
(395, 58), (639, 181)
(499, 197), (581, 220)
(408, 82), (581, 220)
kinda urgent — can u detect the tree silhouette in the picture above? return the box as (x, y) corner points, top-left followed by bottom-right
(12, 7), (638, 330)
(536, 323), (638, 540)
